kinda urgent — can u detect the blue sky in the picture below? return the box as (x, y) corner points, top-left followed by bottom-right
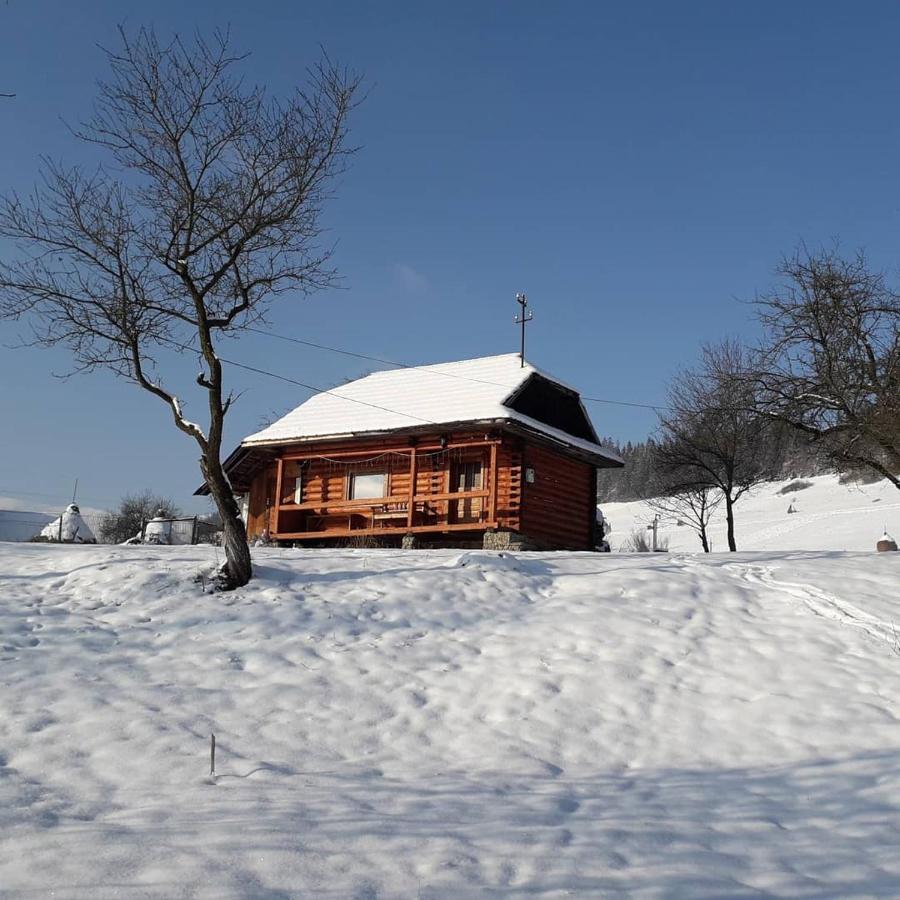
(2, 1), (899, 513)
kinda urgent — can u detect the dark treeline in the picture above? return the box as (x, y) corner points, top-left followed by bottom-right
(597, 428), (827, 504)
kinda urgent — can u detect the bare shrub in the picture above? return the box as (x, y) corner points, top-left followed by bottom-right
(623, 529), (651, 552)
(777, 480), (813, 495)
(838, 470), (885, 486)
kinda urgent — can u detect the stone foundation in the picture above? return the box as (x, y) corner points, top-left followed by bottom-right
(482, 530), (534, 551)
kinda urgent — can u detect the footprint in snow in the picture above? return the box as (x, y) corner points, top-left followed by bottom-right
(26, 712), (56, 733)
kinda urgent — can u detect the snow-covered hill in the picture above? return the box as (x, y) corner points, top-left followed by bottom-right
(1, 542), (899, 897)
(601, 473), (899, 553)
(0, 509), (54, 543)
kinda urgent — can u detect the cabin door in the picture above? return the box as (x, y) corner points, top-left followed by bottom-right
(452, 461), (483, 523)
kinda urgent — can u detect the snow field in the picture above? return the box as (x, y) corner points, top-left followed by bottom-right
(601, 473), (900, 553)
(0, 542), (899, 897)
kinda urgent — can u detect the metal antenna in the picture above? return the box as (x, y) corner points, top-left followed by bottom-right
(514, 292), (533, 367)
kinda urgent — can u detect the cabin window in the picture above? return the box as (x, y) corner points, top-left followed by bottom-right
(293, 472), (303, 505)
(349, 472), (387, 500)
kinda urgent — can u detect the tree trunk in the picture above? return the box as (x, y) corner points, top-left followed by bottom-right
(201, 454), (252, 589)
(724, 495), (737, 552)
(220, 507), (252, 588)
(699, 526), (710, 553)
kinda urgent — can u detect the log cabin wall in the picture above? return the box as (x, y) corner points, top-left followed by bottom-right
(246, 467), (275, 539)
(241, 430), (594, 547)
(495, 441), (522, 532)
(243, 430), (507, 540)
(518, 441), (595, 549)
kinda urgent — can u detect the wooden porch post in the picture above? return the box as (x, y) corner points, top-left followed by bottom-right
(274, 457), (284, 535)
(488, 442), (499, 525)
(407, 447), (418, 528)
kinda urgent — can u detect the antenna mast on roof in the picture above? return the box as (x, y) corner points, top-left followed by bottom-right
(514, 292), (533, 368)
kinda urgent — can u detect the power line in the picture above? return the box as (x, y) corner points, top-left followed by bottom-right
(581, 396), (670, 412)
(245, 326), (675, 412)
(163, 337), (436, 426)
(246, 327), (404, 369)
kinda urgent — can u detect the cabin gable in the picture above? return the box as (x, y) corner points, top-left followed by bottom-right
(503, 373), (599, 444)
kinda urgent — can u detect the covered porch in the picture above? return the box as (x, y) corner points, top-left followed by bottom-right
(269, 437), (504, 542)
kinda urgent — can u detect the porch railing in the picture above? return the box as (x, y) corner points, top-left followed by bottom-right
(272, 488), (495, 539)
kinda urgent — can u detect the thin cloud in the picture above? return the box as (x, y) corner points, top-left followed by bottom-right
(391, 263), (432, 295)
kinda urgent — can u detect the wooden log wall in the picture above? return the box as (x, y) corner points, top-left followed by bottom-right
(246, 469), (275, 539)
(494, 443), (522, 532)
(518, 442), (595, 549)
(244, 432), (501, 539)
(241, 430), (594, 548)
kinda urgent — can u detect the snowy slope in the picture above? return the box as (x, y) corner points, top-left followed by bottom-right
(601, 473), (900, 552)
(2, 542), (900, 897)
(0, 509), (53, 542)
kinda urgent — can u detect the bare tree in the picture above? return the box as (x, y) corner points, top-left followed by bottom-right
(753, 248), (900, 489)
(0, 28), (359, 587)
(99, 490), (180, 544)
(647, 484), (722, 553)
(656, 340), (778, 551)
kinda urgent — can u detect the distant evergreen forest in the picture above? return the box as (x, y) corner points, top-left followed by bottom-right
(596, 429), (831, 503)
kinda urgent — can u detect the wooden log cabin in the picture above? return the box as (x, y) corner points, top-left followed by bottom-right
(205, 353), (623, 550)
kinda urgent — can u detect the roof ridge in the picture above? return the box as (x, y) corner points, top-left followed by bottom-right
(362, 351), (525, 376)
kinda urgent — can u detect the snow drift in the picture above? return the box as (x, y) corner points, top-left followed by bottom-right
(1, 542), (899, 897)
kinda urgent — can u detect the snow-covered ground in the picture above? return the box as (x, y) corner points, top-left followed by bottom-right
(1, 541), (899, 897)
(601, 473), (899, 553)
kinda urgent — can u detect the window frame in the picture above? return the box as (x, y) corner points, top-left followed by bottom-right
(348, 471), (388, 500)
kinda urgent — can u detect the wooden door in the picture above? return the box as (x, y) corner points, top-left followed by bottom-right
(452, 461), (483, 523)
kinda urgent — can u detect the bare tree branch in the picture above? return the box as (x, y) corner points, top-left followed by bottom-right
(655, 340), (781, 551)
(0, 26), (361, 587)
(751, 247), (900, 489)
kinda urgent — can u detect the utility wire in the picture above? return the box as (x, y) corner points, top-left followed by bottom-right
(246, 327), (404, 370)
(162, 337), (437, 426)
(245, 326), (674, 412)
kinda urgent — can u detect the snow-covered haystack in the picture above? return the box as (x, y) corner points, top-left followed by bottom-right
(38, 503), (96, 543)
(143, 511), (173, 544)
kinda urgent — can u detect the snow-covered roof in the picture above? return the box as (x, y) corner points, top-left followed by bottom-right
(242, 353), (623, 465)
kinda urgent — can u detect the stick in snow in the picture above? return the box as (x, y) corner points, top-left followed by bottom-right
(210, 733), (216, 777)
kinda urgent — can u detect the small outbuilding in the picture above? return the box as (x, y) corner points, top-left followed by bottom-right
(204, 353), (623, 550)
